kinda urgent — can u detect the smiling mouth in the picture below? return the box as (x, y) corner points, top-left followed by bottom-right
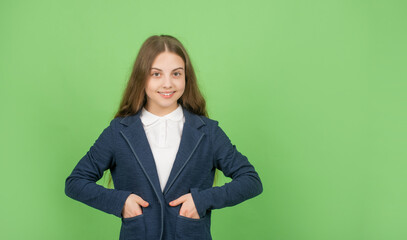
(158, 91), (175, 96)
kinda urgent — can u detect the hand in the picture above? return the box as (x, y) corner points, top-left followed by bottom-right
(169, 193), (199, 219)
(121, 194), (149, 218)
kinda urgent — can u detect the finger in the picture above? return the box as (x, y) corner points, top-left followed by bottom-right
(169, 195), (186, 206)
(134, 195), (149, 208)
(179, 204), (199, 219)
(123, 202), (142, 218)
(133, 206), (143, 216)
(179, 206), (186, 216)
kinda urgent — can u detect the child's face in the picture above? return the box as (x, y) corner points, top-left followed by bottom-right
(144, 51), (186, 116)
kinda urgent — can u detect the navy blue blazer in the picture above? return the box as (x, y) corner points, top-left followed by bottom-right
(65, 107), (262, 240)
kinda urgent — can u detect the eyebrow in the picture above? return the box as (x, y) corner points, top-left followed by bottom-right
(150, 67), (184, 71)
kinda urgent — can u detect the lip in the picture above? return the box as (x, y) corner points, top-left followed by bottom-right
(158, 91), (175, 98)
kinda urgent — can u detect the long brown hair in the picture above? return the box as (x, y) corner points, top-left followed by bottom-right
(102, 35), (214, 189)
(114, 34), (207, 118)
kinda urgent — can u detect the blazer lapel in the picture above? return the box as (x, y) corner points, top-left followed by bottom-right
(163, 108), (206, 195)
(119, 111), (162, 197)
(118, 107), (206, 197)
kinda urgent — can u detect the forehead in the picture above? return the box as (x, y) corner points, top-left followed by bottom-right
(151, 51), (185, 70)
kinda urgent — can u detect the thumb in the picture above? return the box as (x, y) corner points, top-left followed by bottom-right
(169, 195), (186, 206)
(134, 195), (149, 208)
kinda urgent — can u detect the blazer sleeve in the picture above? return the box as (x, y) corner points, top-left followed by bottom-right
(190, 120), (263, 218)
(64, 119), (133, 218)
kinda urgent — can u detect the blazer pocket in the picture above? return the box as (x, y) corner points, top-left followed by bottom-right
(175, 215), (209, 240)
(119, 214), (146, 240)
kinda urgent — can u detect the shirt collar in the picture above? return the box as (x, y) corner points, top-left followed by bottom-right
(140, 104), (184, 126)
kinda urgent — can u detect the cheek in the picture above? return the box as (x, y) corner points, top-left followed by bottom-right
(177, 79), (186, 91)
(145, 80), (156, 92)
(144, 87), (156, 99)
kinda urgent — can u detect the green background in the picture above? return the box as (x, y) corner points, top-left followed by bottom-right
(1, 0), (406, 239)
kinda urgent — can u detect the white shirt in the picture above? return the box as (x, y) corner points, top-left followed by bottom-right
(140, 104), (185, 192)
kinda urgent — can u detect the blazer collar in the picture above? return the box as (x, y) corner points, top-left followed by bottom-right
(139, 104), (184, 126)
(118, 106), (206, 197)
(119, 106), (205, 129)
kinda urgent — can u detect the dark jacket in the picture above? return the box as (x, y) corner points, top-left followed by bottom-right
(65, 107), (262, 240)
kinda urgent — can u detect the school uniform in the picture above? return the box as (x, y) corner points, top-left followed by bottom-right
(65, 105), (263, 240)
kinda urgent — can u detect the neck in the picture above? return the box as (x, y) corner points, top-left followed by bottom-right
(145, 103), (179, 117)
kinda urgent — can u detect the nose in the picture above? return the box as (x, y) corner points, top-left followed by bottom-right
(162, 74), (173, 88)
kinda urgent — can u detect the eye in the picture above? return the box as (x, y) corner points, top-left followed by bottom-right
(173, 72), (182, 77)
(152, 72), (160, 77)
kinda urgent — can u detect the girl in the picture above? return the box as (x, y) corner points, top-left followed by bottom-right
(65, 35), (262, 240)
